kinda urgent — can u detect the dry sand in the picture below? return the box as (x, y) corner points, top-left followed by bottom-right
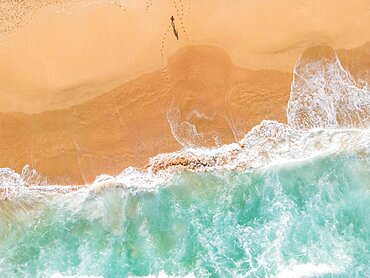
(0, 0), (369, 184)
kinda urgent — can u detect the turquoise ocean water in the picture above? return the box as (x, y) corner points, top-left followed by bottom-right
(0, 151), (369, 277)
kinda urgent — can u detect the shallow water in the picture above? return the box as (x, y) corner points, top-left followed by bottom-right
(1, 152), (369, 277)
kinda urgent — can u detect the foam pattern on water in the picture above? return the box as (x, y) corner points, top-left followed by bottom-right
(0, 152), (369, 276)
(287, 48), (370, 129)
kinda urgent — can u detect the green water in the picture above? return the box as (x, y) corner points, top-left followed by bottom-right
(0, 152), (369, 277)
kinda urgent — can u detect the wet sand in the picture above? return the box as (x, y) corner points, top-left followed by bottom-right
(0, 0), (369, 184)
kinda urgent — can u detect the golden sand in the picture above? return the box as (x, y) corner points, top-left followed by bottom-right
(0, 0), (369, 184)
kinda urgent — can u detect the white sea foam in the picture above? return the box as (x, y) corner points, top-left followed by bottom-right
(88, 166), (169, 194)
(50, 273), (103, 278)
(149, 121), (369, 173)
(287, 47), (370, 129)
(0, 164), (47, 188)
(278, 263), (339, 278)
(1, 124), (369, 197)
(129, 271), (195, 278)
(167, 104), (209, 148)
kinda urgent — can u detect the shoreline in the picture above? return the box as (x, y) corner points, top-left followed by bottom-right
(0, 0), (369, 185)
(0, 44), (292, 184)
(1, 42), (369, 185)
(1, 125), (369, 198)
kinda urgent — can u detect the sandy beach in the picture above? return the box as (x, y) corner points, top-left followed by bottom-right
(0, 0), (369, 184)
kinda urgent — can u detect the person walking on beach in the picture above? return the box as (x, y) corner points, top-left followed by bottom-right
(170, 16), (179, 40)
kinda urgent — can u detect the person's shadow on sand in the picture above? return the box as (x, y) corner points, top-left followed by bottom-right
(170, 16), (179, 40)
